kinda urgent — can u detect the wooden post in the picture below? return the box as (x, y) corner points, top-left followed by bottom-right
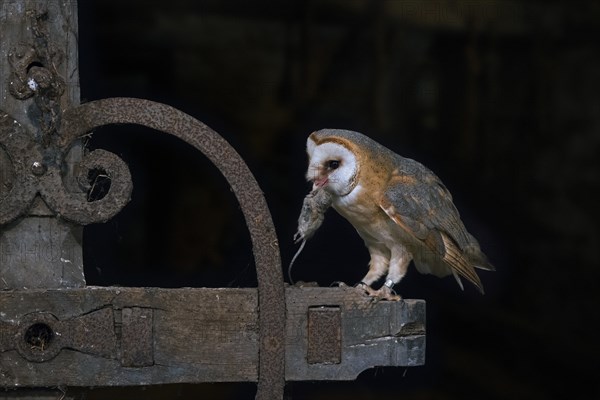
(0, 0), (83, 289)
(1, 1), (80, 398)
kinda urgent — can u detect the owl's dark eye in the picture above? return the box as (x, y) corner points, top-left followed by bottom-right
(327, 160), (340, 170)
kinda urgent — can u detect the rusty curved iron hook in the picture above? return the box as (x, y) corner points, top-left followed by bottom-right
(59, 98), (285, 400)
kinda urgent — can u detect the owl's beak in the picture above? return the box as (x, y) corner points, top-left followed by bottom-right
(307, 165), (328, 188)
(313, 176), (329, 189)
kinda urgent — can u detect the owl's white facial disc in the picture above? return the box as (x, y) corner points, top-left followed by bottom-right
(306, 140), (358, 197)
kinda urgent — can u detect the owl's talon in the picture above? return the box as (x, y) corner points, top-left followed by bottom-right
(354, 282), (379, 297)
(373, 285), (402, 301)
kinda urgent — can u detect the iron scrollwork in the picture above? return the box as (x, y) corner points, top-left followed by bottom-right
(0, 110), (133, 225)
(58, 98), (286, 399)
(1, 4), (133, 225)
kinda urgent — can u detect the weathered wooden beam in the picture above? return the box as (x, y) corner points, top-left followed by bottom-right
(0, 286), (425, 386)
(285, 287), (425, 381)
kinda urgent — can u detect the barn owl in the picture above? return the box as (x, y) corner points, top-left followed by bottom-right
(304, 129), (494, 300)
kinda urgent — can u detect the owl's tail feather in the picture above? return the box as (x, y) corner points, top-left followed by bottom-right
(464, 237), (495, 271)
(451, 270), (465, 291)
(468, 249), (495, 271)
(441, 233), (485, 294)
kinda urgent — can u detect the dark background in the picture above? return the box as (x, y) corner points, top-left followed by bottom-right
(76, 1), (599, 399)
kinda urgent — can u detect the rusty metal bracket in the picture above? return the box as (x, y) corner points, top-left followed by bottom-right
(0, 306), (156, 367)
(120, 307), (154, 367)
(307, 307), (341, 365)
(55, 98), (286, 399)
(0, 308), (117, 363)
(0, 111), (132, 225)
(6, 3), (66, 137)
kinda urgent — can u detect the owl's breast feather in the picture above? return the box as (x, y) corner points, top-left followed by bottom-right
(333, 185), (386, 230)
(332, 182), (415, 248)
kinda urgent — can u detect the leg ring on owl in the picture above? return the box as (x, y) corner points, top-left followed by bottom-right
(372, 278), (402, 301)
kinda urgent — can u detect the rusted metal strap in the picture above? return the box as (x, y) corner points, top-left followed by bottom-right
(0, 308), (118, 363)
(120, 307), (154, 367)
(307, 307), (341, 364)
(0, 306), (154, 367)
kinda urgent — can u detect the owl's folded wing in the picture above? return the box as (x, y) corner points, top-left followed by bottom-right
(378, 169), (492, 293)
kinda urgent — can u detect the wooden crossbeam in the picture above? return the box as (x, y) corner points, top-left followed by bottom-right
(0, 286), (425, 386)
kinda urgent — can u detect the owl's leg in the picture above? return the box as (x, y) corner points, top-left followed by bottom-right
(355, 245), (389, 297)
(372, 245), (412, 301)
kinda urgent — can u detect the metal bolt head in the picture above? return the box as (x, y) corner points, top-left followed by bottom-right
(31, 161), (47, 176)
